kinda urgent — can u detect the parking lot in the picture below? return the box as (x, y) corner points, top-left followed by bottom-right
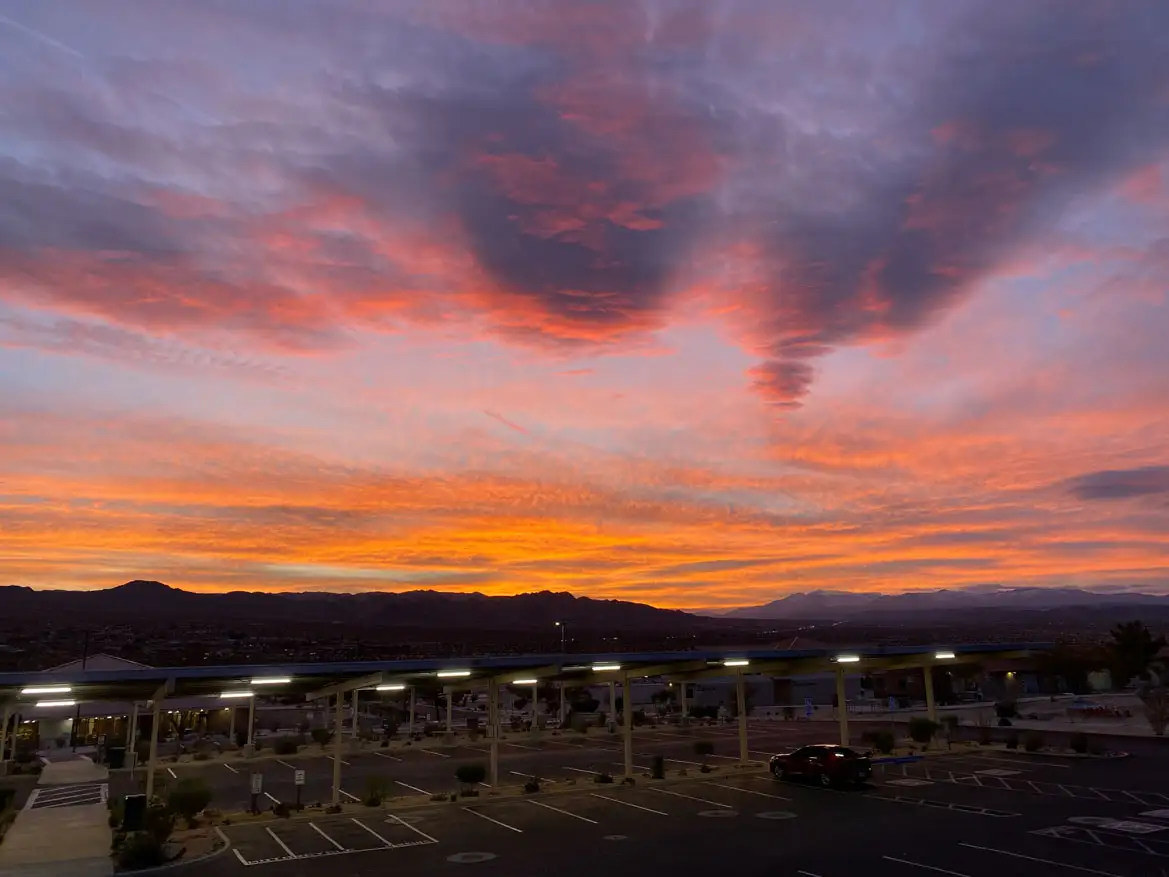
(111, 722), (830, 811)
(174, 746), (1169, 877)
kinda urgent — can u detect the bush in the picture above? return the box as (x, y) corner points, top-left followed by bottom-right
(977, 726), (992, 746)
(594, 772), (614, 784)
(907, 718), (940, 744)
(459, 788), (479, 798)
(117, 832), (167, 870)
(997, 717), (1012, 727)
(523, 780), (540, 794)
(631, 710), (648, 727)
(273, 737), (300, 756)
(455, 763), (487, 790)
(1023, 731), (1044, 752)
(1005, 733), (1019, 750)
(235, 731), (248, 748)
(942, 715), (960, 734)
(167, 777), (213, 828)
(143, 804), (175, 843)
(994, 701), (1018, 719)
(364, 777), (388, 807)
(860, 729), (896, 754)
(192, 751), (210, 761)
(651, 755), (665, 779)
(1069, 732), (1089, 754)
(310, 728), (334, 749)
(273, 801), (291, 818)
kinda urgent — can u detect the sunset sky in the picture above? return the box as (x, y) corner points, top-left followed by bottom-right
(1, 0), (1167, 609)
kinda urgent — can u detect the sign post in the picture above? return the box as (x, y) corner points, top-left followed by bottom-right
(294, 769), (305, 810)
(249, 772), (263, 814)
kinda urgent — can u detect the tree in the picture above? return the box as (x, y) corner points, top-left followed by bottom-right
(1142, 688), (1169, 736)
(310, 728), (334, 750)
(1108, 621), (1166, 688)
(907, 718), (939, 745)
(455, 763), (487, 793)
(166, 778), (211, 828)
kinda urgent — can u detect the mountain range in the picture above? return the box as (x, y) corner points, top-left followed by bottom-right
(721, 585), (1169, 619)
(0, 580), (711, 632)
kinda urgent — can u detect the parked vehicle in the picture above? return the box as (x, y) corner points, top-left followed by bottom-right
(770, 744), (872, 788)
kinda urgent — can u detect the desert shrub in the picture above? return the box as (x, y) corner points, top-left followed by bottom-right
(273, 737), (299, 756)
(364, 777), (388, 807)
(455, 763), (487, 790)
(310, 728), (334, 749)
(1023, 731), (1044, 752)
(594, 772), (614, 784)
(117, 832), (167, 870)
(193, 751), (210, 761)
(994, 701), (1018, 719)
(860, 729), (896, 754)
(1005, 732), (1019, 750)
(1069, 732), (1089, 754)
(142, 804), (175, 843)
(166, 777), (212, 828)
(273, 801), (291, 818)
(908, 718), (940, 744)
(523, 780), (540, 794)
(997, 717), (1012, 727)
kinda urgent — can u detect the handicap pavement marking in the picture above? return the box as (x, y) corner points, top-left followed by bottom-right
(448, 852), (497, 863)
(1142, 810), (1169, 821)
(975, 768), (1021, 777)
(1034, 825), (1169, 859)
(697, 810), (738, 818)
(887, 778), (933, 787)
(756, 811), (798, 820)
(603, 834), (628, 841)
(1067, 817), (1167, 835)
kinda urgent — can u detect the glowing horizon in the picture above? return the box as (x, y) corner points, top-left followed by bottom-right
(1, 1), (1167, 610)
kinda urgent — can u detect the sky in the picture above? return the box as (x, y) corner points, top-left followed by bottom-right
(1, 0), (1167, 610)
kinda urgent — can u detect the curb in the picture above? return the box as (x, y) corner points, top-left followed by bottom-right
(112, 827), (232, 875)
(950, 742), (1130, 760)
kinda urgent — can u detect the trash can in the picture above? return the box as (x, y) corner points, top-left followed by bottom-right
(123, 794), (147, 831)
(106, 746), (125, 769)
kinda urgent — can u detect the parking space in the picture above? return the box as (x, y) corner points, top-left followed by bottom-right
(178, 755), (1169, 877)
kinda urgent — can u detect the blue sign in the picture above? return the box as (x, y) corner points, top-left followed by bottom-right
(804, 698), (813, 718)
(888, 696), (897, 711)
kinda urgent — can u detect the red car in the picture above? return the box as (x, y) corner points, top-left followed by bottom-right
(770, 744), (872, 788)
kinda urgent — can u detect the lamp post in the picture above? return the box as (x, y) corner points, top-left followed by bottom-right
(555, 620), (566, 652)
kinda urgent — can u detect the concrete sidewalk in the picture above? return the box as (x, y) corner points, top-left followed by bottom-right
(0, 762), (112, 877)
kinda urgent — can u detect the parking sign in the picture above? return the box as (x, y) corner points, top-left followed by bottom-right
(294, 770), (305, 787)
(250, 773), (263, 795)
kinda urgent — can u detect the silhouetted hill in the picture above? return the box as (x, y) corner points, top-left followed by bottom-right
(725, 585), (1169, 620)
(0, 582), (717, 633)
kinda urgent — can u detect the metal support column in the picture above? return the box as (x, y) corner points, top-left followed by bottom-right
(0, 704), (9, 766)
(332, 691), (344, 806)
(227, 705), (235, 743)
(246, 694), (256, 756)
(126, 702), (138, 752)
(531, 682), (539, 734)
(835, 666), (849, 746)
(351, 688), (360, 742)
(445, 688), (453, 733)
(489, 680), (500, 787)
(622, 673), (633, 778)
(408, 687), (415, 736)
(679, 681), (688, 722)
(923, 665), (937, 723)
(558, 681), (567, 727)
(609, 680), (617, 730)
(736, 672), (749, 763)
(145, 699), (161, 800)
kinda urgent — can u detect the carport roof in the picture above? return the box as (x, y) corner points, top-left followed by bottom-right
(0, 642), (1051, 707)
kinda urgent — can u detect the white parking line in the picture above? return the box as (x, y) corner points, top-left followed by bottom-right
(276, 759), (296, 770)
(166, 768), (177, 779)
(264, 827), (295, 858)
(647, 787), (731, 808)
(958, 842), (1121, 876)
(371, 751), (402, 762)
(706, 782), (790, 800)
(503, 742), (539, 750)
(339, 789), (360, 802)
(310, 822), (345, 850)
(351, 817), (393, 847)
(529, 800), (598, 823)
(464, 746), (489, 753)
(463, 807), (523, 832)
(264, 792), (280, 804)
(610, 762), (651, 771)
(797, 871), (823, 877)
(883, 855), (970, 876)
(395, 781), (431, 795)
(330, 756), (352, 766)
(386, 811), (439, 844)
(223, 763), (239, 774)
(509, 770), (538, 778)
(562, 766), (598, 774)
(590, 794), (668, 815)
(417, 748), (450, 758)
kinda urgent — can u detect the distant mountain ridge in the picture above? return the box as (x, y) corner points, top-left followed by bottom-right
(724, 585), (1169, 619)
(0, 580), (711, 632)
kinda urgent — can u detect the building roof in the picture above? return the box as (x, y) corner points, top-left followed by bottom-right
(0, 643), (1051, 710)
(42, 654), (153, 673)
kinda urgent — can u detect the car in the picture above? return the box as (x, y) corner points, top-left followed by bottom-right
(770, 744), (872, 788)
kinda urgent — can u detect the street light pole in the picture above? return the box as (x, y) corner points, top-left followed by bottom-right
(555, 620), (566, 652)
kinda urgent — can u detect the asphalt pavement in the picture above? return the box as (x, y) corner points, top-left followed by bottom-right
(174, 746), (1169, 877)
